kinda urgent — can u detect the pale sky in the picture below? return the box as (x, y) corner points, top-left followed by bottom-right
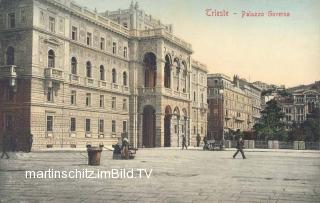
(74, 0), (320, 87)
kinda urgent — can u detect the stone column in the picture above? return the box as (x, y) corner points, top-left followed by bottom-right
(155, 113), (164, 147)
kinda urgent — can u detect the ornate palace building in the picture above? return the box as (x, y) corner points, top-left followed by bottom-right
(0, 0), (207, 150)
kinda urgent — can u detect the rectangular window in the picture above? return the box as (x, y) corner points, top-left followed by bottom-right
(122, 99), (127, 110)
(112, 120), (116, 133)
(86, 93), (91, 107)
(99, 119), (104, 133)
(123, 47), (127, 58)
(112, 42), (117, 54)
(100, 37), (105, 50)
(5, 87), (14, 101)
(100, 95), (104, 108)
(112, 97), (116, 109)
(71, 26), (77, 40)
(86, 32), (92, 46)
(85, 119), (91, 132)
(49, 17), (55, 33)
(20, 9), (27, 24)
(47, 115), (53, 132)
(71, 90), (76, 105)
(5, 114), (13, 131)
(40, 11), (45, 25)
(123, 121), (127, 132)
(8, 13), (15, 28)
(193, 126), (196, 134)
(70, 117), (76, 132)
(58, 18), (64, 33)
(47, 87), (53, 102)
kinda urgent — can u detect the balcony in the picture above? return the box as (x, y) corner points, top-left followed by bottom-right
(85, 77), (94, 86)
(69, 74), (80, 84)
(0, 65), (17, 79)
(45, 68), (63, 81)
(164, 88), (189, 100)
(138, 87), (156, 95)
(98, 80), (107, 87)
(235, 116), (245, 122)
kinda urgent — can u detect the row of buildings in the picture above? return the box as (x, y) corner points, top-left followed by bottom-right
(0, 0), (318, 150)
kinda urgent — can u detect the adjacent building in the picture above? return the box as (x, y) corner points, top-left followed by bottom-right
(207, 74), (260, 140)
(278, 81), (320, 127)
(0, 0), (207, 150)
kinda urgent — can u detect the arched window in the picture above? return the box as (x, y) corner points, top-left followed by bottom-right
(71, 57), (77, 74)
(6, 46), (14, 65)
(164, 54), (171, 88)
(86, 61), (92, 78)
(112, 68), (117, 83)
(100, 65), (105, 81)
(123, 71), (127, 86)
(48, 49), (55, 68)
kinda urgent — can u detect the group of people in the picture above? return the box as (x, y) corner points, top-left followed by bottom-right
(1, 132), (33, 159)
(183, 134), (246, 159)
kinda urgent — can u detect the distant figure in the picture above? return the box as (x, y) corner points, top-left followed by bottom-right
(196, 134), (201, 147)
(182, 135), (187, 150)
(28, 133), (33, 152)
(122, 137), (129, 159)
(203, 136), (207, 146)
(1, 133), (10, 159)
(233, 137), (246, 159)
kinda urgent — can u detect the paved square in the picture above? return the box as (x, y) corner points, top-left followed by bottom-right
(0, 149), (320, 202)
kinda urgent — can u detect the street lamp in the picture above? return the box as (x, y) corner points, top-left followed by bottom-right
(218, 89), (225, 149)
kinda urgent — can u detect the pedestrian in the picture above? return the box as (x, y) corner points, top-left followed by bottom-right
(1, 133), (10, 159)
(28, 133), (33, 152)
(182, 135), (187, 150)
(196, 134), (201, 147)
(203, 136), (207, 146)
(233, 137), (246, 159)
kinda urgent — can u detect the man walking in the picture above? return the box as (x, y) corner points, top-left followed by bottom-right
(182, 135), (187, 150)
(1, 133), (10, 159)
(233, 137), (246, 159)
(196, 134), (201, 147)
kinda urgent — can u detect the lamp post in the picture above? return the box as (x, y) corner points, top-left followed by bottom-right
(219, 89), (225, 149)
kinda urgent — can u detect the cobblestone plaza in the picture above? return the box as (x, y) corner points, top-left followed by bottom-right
(0, 149), (320, 202)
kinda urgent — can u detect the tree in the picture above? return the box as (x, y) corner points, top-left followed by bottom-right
(301, 108), (320, 142)
(253, 99), (286, 140)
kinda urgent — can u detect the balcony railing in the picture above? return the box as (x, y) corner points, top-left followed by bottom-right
(69, 74), (80, 83)
(45, 68), (63, 81)
(0, 65), (17, 78)
(84, 77), (94, 86)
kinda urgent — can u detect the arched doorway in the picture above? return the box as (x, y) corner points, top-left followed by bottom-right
(143, 52), (157, 87)
(142, 105), (156, 147)
(164, 105), (172, 147)
(164, 54), (171, 88)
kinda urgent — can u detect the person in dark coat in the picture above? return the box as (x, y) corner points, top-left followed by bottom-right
(203, 136), (207, 146)
(233, 137), (246, 159)
(196, 134), (201, 147)
(28, 133), (33, 152)
(182, 135), (187, 150)
(1, 134), (10, 159)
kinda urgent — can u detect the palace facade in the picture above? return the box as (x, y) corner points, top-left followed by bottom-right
(0, 0), (207, 150)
